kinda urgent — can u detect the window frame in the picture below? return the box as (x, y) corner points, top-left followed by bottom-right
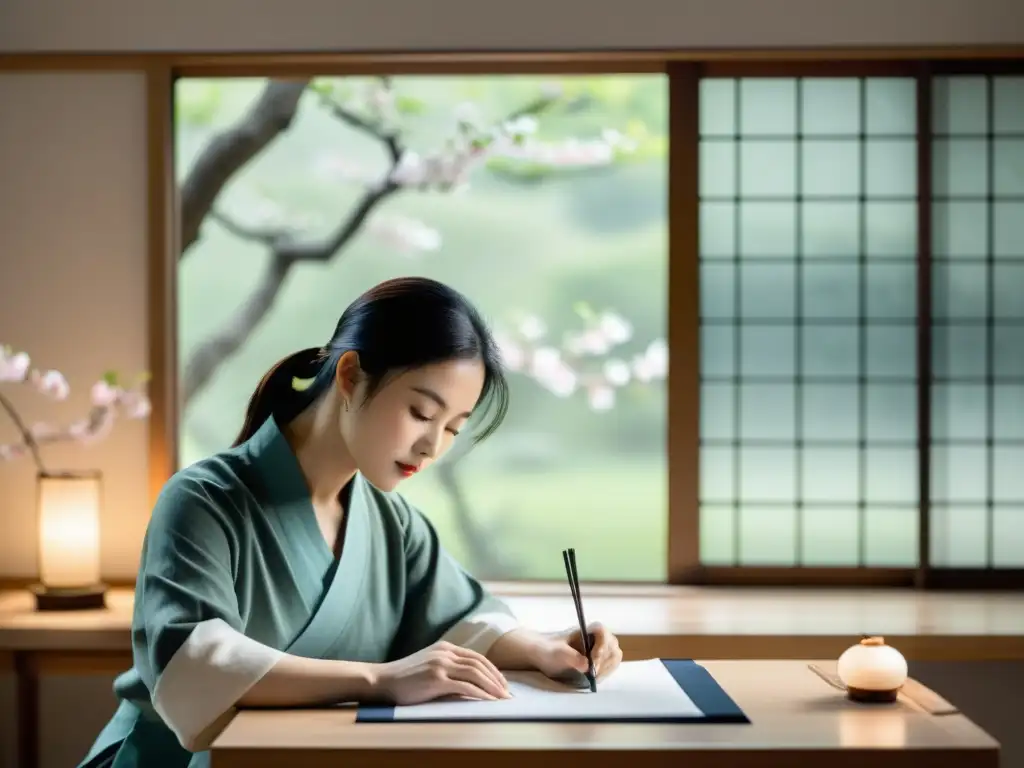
(142, 52), (1024, 590)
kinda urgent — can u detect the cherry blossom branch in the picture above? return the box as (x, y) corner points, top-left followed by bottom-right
(495, 309), (667, 411)
(315, 81), (402, 164)
(0, 346), (151, 469)
(435, 308), (664, 580)
(0, 390), (47, 472)
(181, 81), (566, 407)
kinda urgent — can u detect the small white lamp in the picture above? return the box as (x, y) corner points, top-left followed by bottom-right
(31, 470), (107, 611)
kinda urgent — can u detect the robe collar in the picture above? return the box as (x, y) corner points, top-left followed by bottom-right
(242, 414), (320, 505)
(240, 415), (370, 575)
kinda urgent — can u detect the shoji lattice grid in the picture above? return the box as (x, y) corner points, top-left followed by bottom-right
(699, 77), (920, 567)
(930, 75), (1024, 568)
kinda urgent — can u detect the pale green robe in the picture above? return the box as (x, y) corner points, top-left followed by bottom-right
(77, 416), (519, 768)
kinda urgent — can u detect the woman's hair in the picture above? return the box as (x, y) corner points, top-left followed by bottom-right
(231, 277), (510, 448)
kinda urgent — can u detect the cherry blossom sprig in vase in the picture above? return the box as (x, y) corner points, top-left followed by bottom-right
(0, 344), (151, 612)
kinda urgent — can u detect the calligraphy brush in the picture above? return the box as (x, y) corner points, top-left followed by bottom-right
(562, 547), (597, 692)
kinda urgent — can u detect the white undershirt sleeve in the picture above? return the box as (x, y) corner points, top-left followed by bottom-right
(151, 618), (284, 751)
(440, 610), (521, 655)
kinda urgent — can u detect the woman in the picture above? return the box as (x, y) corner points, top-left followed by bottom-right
(79, 276), (622, 768)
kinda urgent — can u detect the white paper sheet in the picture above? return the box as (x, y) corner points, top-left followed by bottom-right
(388, 659), (704, 721)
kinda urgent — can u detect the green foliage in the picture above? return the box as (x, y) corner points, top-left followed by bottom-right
(620, 118), (669, 162)
(310, 77), (355, 104)
(395, 93), (428, 115)
(553, 261), (666, 343)
(99, 369), (151, 389)
(488, 76), (665, 141)
(482, 156), (593, 184)
(308, 79), (335, 98)
(573, 301), (598, 322)
(175, 80), (225, 128)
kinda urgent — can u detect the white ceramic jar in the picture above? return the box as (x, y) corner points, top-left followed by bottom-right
(837, 636), (908, 703)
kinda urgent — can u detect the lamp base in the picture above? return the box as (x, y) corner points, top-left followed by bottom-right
(30, 584), (107, 612)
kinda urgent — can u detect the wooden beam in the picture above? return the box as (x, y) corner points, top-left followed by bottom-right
(0, 47), (1023, 75)
(667, 63), (701, 583)
(146, 63), (180, 507)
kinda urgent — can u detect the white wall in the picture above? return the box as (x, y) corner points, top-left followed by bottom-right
(0, 72), (149, 580)
(1, 0), (1023, 53)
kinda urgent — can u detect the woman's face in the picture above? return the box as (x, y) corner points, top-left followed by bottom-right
(338, 357), (486, 492)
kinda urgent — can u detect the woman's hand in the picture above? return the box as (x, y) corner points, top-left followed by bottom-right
(373, 641), (512, 705)
(530, 623), (623, 682)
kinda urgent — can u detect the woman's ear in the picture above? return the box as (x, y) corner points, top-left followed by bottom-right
(334, 351), (362, 405)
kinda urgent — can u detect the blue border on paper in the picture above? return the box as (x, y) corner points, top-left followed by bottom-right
(355, 659), (749, 724)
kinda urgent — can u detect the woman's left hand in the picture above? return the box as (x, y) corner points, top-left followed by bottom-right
(531, 622), (623, 682)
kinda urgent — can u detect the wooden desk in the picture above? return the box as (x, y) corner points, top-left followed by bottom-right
(209, 659), (1000, 768)
(3, 586), (1023, 768)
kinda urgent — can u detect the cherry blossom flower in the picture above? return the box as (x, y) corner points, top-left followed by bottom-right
(366, 214), (442, 255)
(0, 347), (30, 382)
(492, 309), (666, 412)
(31, 369), (70, 401)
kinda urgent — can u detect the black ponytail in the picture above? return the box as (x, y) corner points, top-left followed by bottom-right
(231, 347), (325, 447)
(231, 276), (510, 449)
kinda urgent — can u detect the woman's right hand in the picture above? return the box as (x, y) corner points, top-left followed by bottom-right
(373, 641), (512, 704)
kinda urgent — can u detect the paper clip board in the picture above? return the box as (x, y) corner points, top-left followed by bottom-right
(357, 659), (750, 724)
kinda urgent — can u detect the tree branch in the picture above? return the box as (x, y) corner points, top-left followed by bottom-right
(507, 94), (561, 121)
(208, 209), (288, 245)
(320, 99), (402, 164)
(182, 250), (291, 405)
(0, 390), (47, 472)
(181, 89), (562, 406)
(182, 181), (400, 404)
(180, 79), (310, 257)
